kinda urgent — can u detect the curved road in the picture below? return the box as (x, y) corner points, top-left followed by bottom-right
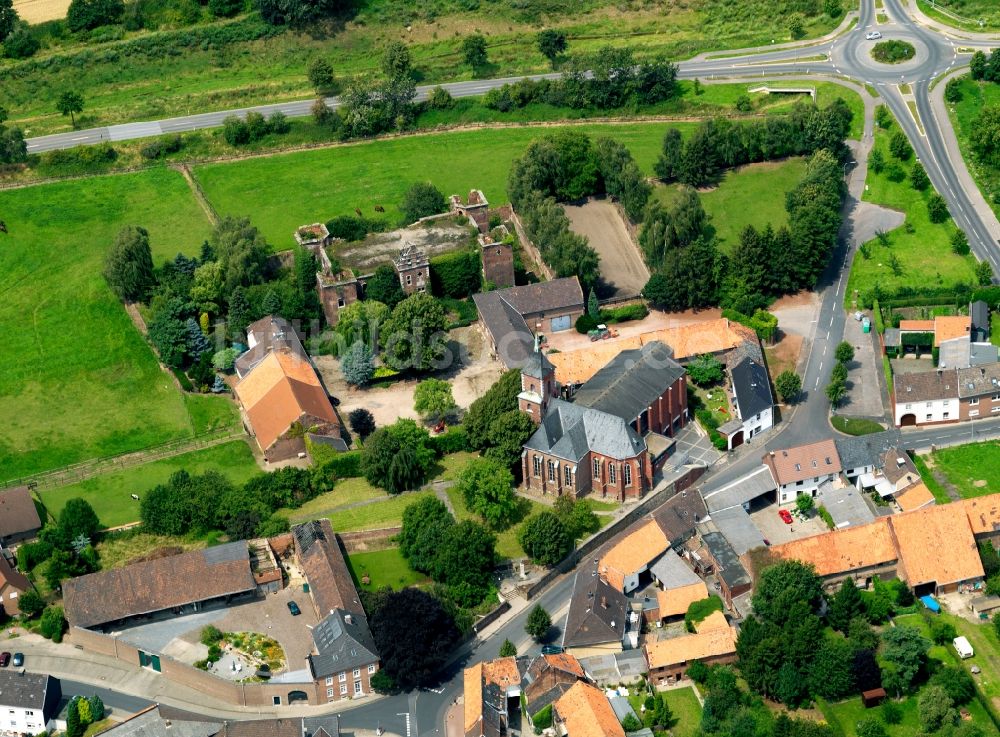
(21, 1), (1000, 733)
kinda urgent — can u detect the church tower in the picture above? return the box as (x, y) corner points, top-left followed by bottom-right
(518, 334), (558, 424)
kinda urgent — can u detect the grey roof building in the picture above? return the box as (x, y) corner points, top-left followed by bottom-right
(523, 399), (646, 462)
(574, 342), (686, 424)
(972, 301), (990, 343)
(236, 316), (307, 378)
(818, 480), (876, 528)
(701, 465), (776, 513)
(958, 362), (1000, 398)
(883, 328), (901, 348)
(0, 671), (60, 719)
(651, 490), (707, 544)
(730, 356), (773, 421)
(649, 550), (703, 589)
(562, 569), (628, 651)
(971, 343), (999, 366)
(834, 430), (901, 475)
(309, 610), (380, 678)
(699, 530), (752, 594)
(709, 506), (767, 556)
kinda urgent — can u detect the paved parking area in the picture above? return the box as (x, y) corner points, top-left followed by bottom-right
(750, 504), (827, 545)
(115, 586), (318, 674)
(838, 313), (885, 419)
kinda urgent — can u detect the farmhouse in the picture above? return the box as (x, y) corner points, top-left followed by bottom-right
(0, 671), (61, 736)
(521, 341), (688, 501)
(644, 610), (738, 685)
(234, 317), (343, 461)
(0, 486), (41, 545)
(294, 520), (380, 702)
(762, 439), (842, 504)
(552, 682), (625, 737)
(62, 542), (258, 630)
(890, 502), (984, 596)
(893, 362), (1000, 426)
(473, 277), (585, 368)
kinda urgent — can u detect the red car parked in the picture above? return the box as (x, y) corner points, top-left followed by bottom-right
(779, 509), (793, 524)
(0, 652), (10, 667)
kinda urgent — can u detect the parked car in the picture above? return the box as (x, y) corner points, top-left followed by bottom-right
(779, 509), (794, 524)
(541, 645), (564, 655)
(0, 652), (10, 667)
(865, 30), (882, 40)
(12, 653), (23, 667)
(287, 601), (301, 616)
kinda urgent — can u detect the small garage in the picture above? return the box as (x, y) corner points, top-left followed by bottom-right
(550, 314), (572, 332)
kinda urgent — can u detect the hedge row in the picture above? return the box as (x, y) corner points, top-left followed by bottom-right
(430, 250), (481, 299)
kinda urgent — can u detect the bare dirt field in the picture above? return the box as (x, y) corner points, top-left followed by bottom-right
(316, 326), (503, 428)
(14, 0), (68, 23)
(564, 198), (649, 298)
(544, 306), (722, 353)
(331, 218), (474, 272)
(766, 291), (819, 379)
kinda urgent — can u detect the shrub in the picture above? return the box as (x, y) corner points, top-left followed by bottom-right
(326, 215), (387, 242)
(575, 314), (598, 333)
(207, 644), (222, 661)
(426, 86), (454, 109)
(430, 250), (481, 298)
(200, 625), (223, 646)
(4, 25), (39, 58)
(39, 606), (66, 643)
(532, 704), (553, 729)
(209, 0), (243, 16)
(401, 182), (447, 223)
(928, 194), (950, 223)
(67, 0), (124, 31)
(872, 40), (916, 64)
(140, 134), (183, 160)
(427, 426), (468, 456)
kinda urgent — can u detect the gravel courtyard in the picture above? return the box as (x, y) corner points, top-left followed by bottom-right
(564, 198), (649, 298)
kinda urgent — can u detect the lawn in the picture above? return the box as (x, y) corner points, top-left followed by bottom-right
(39, 440), (259, 528)
(831, 416), (885, 436)
(3, 0), (841, 136)
(345, 546), (430, 592)
(930, 441), (1000, 499)
(911, 452), (954, 504)
(327, 490), (437, 532)
(949, 75), (1000, 223)
(183, 394), (242, 435)
(848, 125), (978, 305)
(652, 157), (808, 255)
(193, 123), (685, 249)
(446, 486), (550, 560)
(691, 384), (732, 427)
(819, 693), (920, 737)
(627, 685), (703, 737)
(0, 168), (214, 482)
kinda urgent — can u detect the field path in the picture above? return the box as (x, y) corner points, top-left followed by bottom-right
(174, 164), (220, 226)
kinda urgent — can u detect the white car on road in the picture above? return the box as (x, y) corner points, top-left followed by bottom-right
(865, 30), (882, 40)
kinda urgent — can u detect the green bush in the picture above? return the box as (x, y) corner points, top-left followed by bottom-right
(200, 625), (223, 646)
(600, 303), (649, 323)
(207, 644), (222, 661)
(532, 704), (553, 729)
(326, 215), (388, 242)
(318, 450), (363, 480)
(871, 40), (916, 63)
(38, 144), (118, 174)
(39, 606), (66, 643)
(140, 134), (183, 160)
(817, 505), (835, 530)
(428, 427), (469, 456)
(575, 314), (598, 333)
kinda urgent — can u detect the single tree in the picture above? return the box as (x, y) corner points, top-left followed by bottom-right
(482, 410), (536, 468)
(88, 694), (106, 722)
(341, 342), (375, 386)
(687, 354), (724, 387)
(401, 181), (447, 223)
(365, 264), (406, 309)
(398, 496), (454, 574)
(977, 259), (994, 287)
(831, 361), (848, 384)
(307, 56), (335, 94)
(888, 130), (913, 161)
(457, 457), (519, 531)
(103, 225), (155, 302)
(971, 50), (988, 80)
(57, 90), (85, 128)
(382, 293), (448, 372)
(927, 193), (950, 223)
(795, 493), (814, 516)
(498, 639), (517, 657)
(66, 697), (83, 737)
(537, 29), (567, 67)
(0, 0), (18, 42)
(461, 34), (488, 69)
(952, 229), (970, 255)
(826, 377), (846, 406)
(774, 370), (802, 403)
(881, 625), (930, 696)
(554, 495), (600, 540)
(39, 605), (66, 643)
(828, 577), (865, 632)
(16, 589), (45, 618)
(518, 512), (572, 566)
(751, 560), (823, 625)
(587, 289), (600, 319)
(910, 161), (930, 191)
(526, 604), (551, 641)
(348, 408), (376, 440)
(808, 637), (856, 700)
(875, 104), (893, 129)
(931, 665), (975, 706)
(869, 147), (886, 174)
(434, 520), (499, 606)
(382, 40), (412, 78)
(413, 378), (458, 423)
(368, 588), (461, 690)
(834, 341), (855, 364)
(919, 684), (956, 733)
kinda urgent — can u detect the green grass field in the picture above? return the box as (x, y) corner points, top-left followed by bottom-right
(346, 547), (430, 591)
(627, 686), (703, 737)
(193, 122), (682, 249)
(38, 440), (259, 528)
(831, 415), (885, 436)
(912, 452), (954, 504)
(0, 168), (214, 482)
(183, 394), (242, 434)
(654, 157), (807, 255)
(949, 75), (1000, 222)
(930, 441), (1000, 499)
(327, 490), (437, 532)
(3, 0), (841, 136)
(848, 126), (977, 305)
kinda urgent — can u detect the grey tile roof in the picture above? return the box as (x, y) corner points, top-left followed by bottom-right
(818, 482), (876, 528)
(881, 448), (919, 486)
(496, 277), (584, 315)
(938, 337), (971, 369)
(308, 610), (379, 677)
(0, 671), (56, 712)
(709, 505), (766, 556)
(730, 356), (773, 421)
(972, 301), (990, 341)
(957, 361), (1000, 398)
(522, 349), (555, 380)
(651, 490), (707, 543)
(472, 291), (534, 369)
(648, 551), (702, 589)
(236, 316), (307, 377)
(883, 328), (901, 348)
(834, 430), (901, 472)
(971, 343), (998, 366)
(701, 466), (776, 513)
(0, 486), (41, 540)
(700, 531), (751, 590)
(562, 569), (627, 649)
(574, 341), (685, 423)
(524, 399), (646, 462)
(894, 369), (958, 402)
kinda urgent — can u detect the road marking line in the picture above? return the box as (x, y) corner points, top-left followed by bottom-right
(71, 136), (88, 141)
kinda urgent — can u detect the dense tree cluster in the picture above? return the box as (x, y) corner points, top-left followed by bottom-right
(67, 0), (124, 31)
(398, 496), (499, 606)
(464, 369), (537, 468)
(484, 46), (678, 113)
(360, 419), (435, 493)
(19, 498), (103, 593)
(0, 106), (27, 164)
(139, 466), (318, 538)
(655, 99), (853, 188)
(255, 0), (346, 26)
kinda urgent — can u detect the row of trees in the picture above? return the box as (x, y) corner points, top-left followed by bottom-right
(484, 45), (678, 113)
(655, 99), (853, 189)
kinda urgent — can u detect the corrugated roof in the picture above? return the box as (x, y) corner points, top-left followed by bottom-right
(574, 341), (685, 423)
(700, 531), (751, 589)
(709, 505), (767, 555)
(649, 551), (703, 590)
(702, 466), (776, 512)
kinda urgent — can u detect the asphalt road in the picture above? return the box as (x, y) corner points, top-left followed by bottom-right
(20, 1), (1000, 732)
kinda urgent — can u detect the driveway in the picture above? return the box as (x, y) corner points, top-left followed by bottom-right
(837, 311), (886, 419)
(750, 504), (827, 545)
(316, 325), (504, 429)
(669, 423), (722, 469)
(564, 198), (649, 298)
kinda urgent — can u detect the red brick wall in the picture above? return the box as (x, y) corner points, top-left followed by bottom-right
(317, 279), (360, 326)
(522, 450), (647, 501)
(482, 242), (515, 289)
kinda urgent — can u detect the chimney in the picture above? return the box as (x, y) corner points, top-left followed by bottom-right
(601, 596), (608, 609)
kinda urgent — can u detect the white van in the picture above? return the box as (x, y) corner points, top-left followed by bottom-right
(954, 636), (974, 659)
